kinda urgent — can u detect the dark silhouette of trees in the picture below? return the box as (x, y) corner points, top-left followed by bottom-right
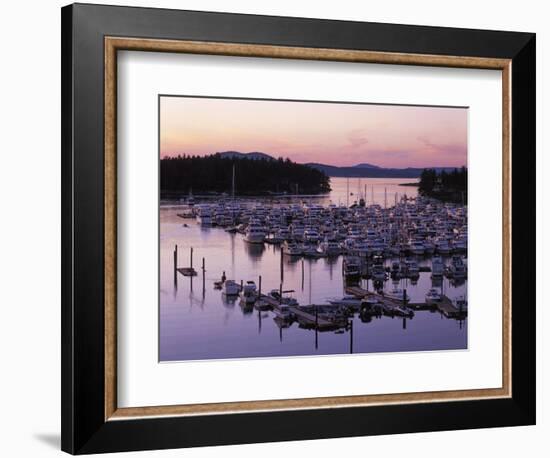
(161, 154), (331, 196)
(418, 167), (467, 203)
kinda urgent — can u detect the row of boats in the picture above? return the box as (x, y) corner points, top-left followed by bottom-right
(342, 254), (467, 283)
(181, 196), (467, 259)
(215, 277), (467, 324)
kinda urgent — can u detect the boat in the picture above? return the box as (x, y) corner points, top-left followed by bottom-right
(393, 305), (415, 318)
(222, 280), (241, 296)
(425, 288), (442, 304)
(408, 240), (425, 256)
(239, 281), (257, 305)
(401, 259), (419, 277)
(244, 221), (266, 244)
(385, 287), (410, 303)
(302, 243), (323, 257)
(343, 257), (361, 280)
(360, 297), (383, 314)
(318, 239), (342, 256)
(195, 205), (213, 226)
(436, 239), (452, 255)
(453, 295), (468, 311)
(304, 228), (320, 243)
(267, 289), (299, 307)
(328, 295), (362, 308)
(431, 256), (444, 277)
(449, 255), (467, 277)
(390, 261), (400, 277)
(282, 240), (302, 256)
(371, 262), (387, 282)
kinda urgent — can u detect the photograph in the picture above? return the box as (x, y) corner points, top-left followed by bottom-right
(159, 96), (469, 362)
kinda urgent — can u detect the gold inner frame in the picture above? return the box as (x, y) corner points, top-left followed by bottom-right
(104, 37), (512, 421)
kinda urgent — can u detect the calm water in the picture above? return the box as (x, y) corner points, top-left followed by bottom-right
(160, 177), (467, 361)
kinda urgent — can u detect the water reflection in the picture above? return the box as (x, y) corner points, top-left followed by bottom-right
(160, 178), (467, 362)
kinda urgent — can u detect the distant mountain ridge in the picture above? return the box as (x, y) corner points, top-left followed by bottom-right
(213, 151), (460, 178)
(306, 162), (459, 178)
(353, 163), (380, 169)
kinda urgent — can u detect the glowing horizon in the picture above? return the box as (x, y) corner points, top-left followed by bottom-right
(160, 96), (467, 168)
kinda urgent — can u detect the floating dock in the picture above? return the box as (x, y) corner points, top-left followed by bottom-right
(344, 285), (466, 318)
(177, 267), (197, 276)
(258, 295), (345, 331)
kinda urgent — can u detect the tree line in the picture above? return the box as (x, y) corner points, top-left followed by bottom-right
(418, 167), (467, 203)
(160, 154), (331, 196)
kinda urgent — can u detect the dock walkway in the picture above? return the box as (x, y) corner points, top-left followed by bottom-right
(344, 286), (466, 318)
(259, 295), (344, 330)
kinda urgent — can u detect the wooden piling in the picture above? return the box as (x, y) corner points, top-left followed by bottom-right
(190, 247), (193, 269)
(280, 246), (284, 282)
(315, 308), (319, 350)
(279, 283), (283, 304)
(349, 319), (354, 354)
(173, 244), (178, 285)
(202, 257), (205, 293)
(258, 275), (262, 297)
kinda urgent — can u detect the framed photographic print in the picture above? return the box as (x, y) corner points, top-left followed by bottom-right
(61, 3), (536, 454)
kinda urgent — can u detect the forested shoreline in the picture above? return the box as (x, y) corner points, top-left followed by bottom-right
(418, 167), (467, 203)
(160, 154), (331, 196)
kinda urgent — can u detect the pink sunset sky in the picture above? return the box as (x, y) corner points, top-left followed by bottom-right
(160, 96), (467, 168)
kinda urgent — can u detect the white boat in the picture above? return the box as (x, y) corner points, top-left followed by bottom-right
(244, 222), (266, 244)
(282, 241), (302, 256)
(318, 239), (342, 256)
(302, 244), (323, 257)
(222, 280), (241, 296)
(431, 257), (444, 277)
(304, 228), (320, 243)
(328, 296), (362, 308)
(385, 288), (410, 303)
(425, 288), (442, 304)
(393, 305), (415, 318)
(239, 281), (257, 304)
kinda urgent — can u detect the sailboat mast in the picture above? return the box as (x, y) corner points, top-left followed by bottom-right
(232, 164), (235, 200)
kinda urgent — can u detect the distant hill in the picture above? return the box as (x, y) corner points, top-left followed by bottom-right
(306, 163), (459, 178)
(353, 163), (381, 169)
(211, 151), (458, 178)
(216, 151), (275, 161)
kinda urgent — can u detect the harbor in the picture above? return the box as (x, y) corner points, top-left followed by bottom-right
(160, 177), (468, 362)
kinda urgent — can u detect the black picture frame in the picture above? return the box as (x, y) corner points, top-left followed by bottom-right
(61, 3), (535, 454)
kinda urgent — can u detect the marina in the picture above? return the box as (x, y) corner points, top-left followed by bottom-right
(160, 177), (468, 362)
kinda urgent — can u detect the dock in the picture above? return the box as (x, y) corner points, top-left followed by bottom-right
(177, 267), (197, 277)
(290, 306), (343, 331)
(344, 285), (466, 318)
(430, 295), (467, 318)
(258, 295), (345, 330)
